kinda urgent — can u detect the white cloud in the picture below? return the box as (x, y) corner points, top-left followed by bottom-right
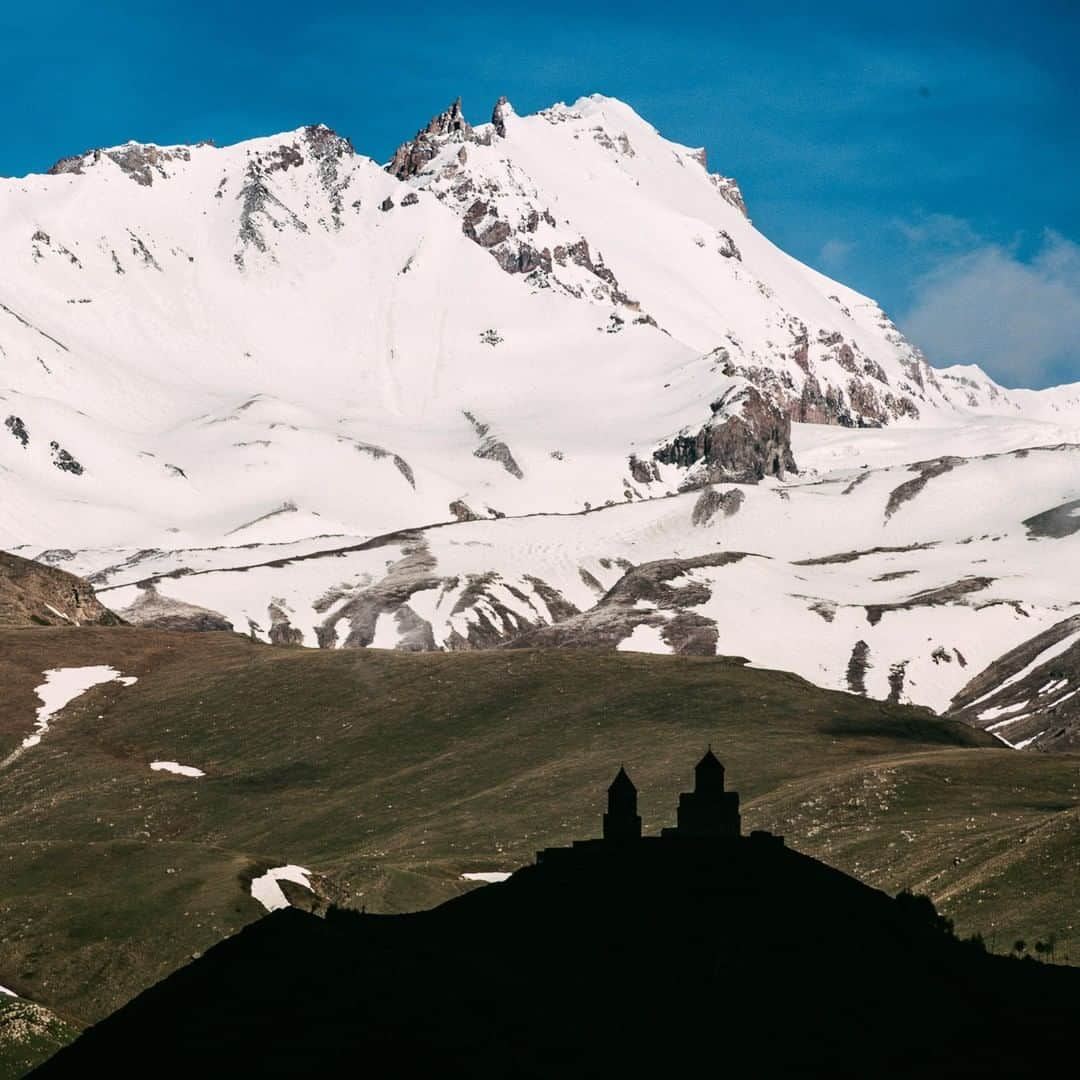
(900, 231), (1080, 388)
(818, 238), (854, 270)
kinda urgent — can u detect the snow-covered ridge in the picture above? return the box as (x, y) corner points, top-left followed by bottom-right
(3, 92), (1074, 553)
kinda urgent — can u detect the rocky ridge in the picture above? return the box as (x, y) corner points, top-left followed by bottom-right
(0, 551), (122, 627)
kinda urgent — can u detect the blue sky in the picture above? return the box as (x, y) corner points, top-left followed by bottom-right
(2, 1), (1077, 388)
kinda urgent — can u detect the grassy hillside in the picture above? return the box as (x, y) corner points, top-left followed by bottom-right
(0, 997), (75, 1080)
(1, 627), (1076, 1037)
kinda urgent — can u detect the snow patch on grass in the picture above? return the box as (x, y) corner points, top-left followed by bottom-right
(250, 865), (313, 912)
(150, 761), (205, 778)
(22, 667), (137, 750)
(461, 872), (512, 883)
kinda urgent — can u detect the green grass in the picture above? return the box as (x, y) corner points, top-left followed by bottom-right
(1, 627), (1077, 1037)
(0, 997), (76, 1080)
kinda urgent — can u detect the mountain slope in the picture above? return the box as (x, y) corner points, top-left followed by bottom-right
(3, 92), (1077, 736)
(30, 437), (1078, 746)
(2, 94), (1076, 553)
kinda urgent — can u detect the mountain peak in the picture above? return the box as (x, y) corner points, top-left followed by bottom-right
(386, 96), (481, 179)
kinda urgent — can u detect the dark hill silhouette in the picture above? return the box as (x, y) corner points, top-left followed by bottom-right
(34, 758), (1080, 1078)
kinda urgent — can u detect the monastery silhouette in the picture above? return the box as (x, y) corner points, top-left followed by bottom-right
(538, 748), (783, 865)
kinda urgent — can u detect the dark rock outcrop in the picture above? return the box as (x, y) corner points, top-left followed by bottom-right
(464, 411), (523, 479)
(4, 415), (29, 448)
(884, 457), (965, 521)
(691, 487), (745, 526)
(653, 385), (796, 486)
(507, 552), (753, 655)
(49, 441), (83, 475)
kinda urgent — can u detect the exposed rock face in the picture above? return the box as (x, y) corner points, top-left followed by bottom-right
(0, 551), (122, 627)
(301, 124), (355, 229)
(491, 95), (512, 138)
(233, 126), (354, 265)
(268, 601), (304, 646)
(235, 165), (309, 266)
(628, 455), (661, 485)
(864, 577), (995, 626)
(116, 585), (232, 632)
(709, 173), (748, 217)
(464, 411), (523, 479)
(846, 640), (871, 694)
(4, 415), (29, 447)
(387, 98), (476, 180)
(449, 500), (481, 522)
(506, 551), (753, 655)
(1023, 497), (1080, 539)
(949, 614), (1080, 752)
(884, 457), (965, 521)
(48, 442), (84, 475)
(48, 141), (209, 185)
(653, 384), (796, 486)
(691, 487), (745, 526)
(713, 321), (925, 430)
(387, 97), (645, 311)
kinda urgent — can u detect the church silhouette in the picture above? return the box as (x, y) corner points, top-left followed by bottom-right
(538, 748), (781, 866)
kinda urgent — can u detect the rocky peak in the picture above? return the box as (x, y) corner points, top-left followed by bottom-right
(302, 124), (355, 161)
(428, 96), (472, 138)
(491, 96), (514, 138)
(387, 97), (481, 180)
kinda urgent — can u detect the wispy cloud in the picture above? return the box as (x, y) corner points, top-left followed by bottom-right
(900, 230), (1080, 388)
(818, 238), (855, 271)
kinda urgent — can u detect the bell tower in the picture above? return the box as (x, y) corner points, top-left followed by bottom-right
(603, 767), (642, 842)
(668, 747), (741, 838)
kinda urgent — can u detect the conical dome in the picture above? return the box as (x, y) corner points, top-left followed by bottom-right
(609, 766), (636, 794)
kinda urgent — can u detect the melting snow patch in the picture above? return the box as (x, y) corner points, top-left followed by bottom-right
(1015, 731), (1046, 750)
(462, 872), (512, 883)
(0, 985), (16, 998)
(978, 700), (1030, 723)
(987, 713), (1031, 733)
(43, 603), (73, 624)
(616, 623), (671, 654)
(1038, 678), (1068, 696)
(150, 761), (205, 778)
(250, 865), (313, 912)
(370, 610), (400, 650)
(23, 667), (137, 750)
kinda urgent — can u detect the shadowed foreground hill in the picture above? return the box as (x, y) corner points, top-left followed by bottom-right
(34, 834), (1080, 1078)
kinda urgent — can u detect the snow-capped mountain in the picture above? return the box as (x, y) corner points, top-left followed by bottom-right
(3, 94), (1077, 746)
